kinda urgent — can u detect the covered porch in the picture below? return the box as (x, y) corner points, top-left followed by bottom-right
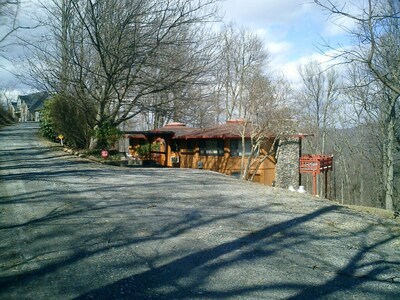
(122, 130), (176, 167)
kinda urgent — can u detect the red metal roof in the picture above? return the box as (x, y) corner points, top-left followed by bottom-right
(152, 123), (200, 138)
(152, 120), (256, 139)
(125, 120), (304, 140)
(181, 121), (249, 139)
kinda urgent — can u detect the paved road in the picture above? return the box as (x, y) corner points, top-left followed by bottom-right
(0, 122), (399, 299)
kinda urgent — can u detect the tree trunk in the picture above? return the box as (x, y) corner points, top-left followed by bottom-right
(89, 124), (99, 151)
(240, 133), (246, 179)
(384, 105), (395, 211)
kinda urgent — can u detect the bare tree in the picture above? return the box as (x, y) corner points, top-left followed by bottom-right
(296, 60), (341, 196)
(239, 75), (295, 182)
(0, 1), (20, 52)
(297, 60), (341, 154)
(343, 64), (398, 207)
(25, 0), (220, 149)
(216, 24), (269, 121)
(314, 0), (399, 210)
(328, 66), (380, 205)
(0, 1), (37, 61)
(211, 24), (295, 182)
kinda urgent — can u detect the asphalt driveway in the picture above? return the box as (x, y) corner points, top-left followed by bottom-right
(0, 123), (399, 299)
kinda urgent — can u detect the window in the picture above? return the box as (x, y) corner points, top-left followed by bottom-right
(230, 139), (253, 157)
(187, 140), (195, 152)
(199, 139), (224, 156)
(180, 140), (195, 154)
(171, 141), (180, 152)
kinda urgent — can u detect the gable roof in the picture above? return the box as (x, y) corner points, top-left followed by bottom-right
(18, 92), (49, 111)
(125, 120), (305, 142)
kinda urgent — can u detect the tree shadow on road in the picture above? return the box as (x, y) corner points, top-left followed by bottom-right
(1, 124), (399, 299)
(1, 174), (399, 299)
(71, 205), (399, 300)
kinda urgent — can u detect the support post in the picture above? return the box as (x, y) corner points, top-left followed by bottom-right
(313, 172), (317, 196)
(324, 171), (328, 199)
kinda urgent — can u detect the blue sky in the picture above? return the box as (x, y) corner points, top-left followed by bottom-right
(1, 0), (354, 98)
(0, 0), (38, 97)
(221, 0), (353, 82)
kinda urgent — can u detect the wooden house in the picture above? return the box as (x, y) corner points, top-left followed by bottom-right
(122, 120), (302, 188)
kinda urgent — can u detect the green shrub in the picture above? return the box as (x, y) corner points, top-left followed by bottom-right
(92, 122), (123, 150)
(39, 99), (57, 141)
(136, 143), (159, 159)
(40, 95), (96, 149)
(0, 105), (15, 126)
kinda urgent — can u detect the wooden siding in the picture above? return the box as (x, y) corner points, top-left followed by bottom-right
(126, 136), (277, 186)
(173, 139), (276, 186)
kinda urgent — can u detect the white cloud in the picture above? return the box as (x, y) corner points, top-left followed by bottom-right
(221, 0), (355, 85)
(222, 0), (314, 27)
(267, 41), (293, 57)
(0, 58), (17, 84)
(0, 89), (21, 105)
(0, 0), (46, 91)
(276, 46), (350, 90)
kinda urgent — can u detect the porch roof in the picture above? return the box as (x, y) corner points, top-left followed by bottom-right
(124, 130), (175, 141)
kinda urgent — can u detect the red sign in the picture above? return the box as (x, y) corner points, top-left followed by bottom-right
(101, 150), (109, 159)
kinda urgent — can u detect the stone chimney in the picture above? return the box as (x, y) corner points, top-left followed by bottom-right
(275, 137), (300, 189)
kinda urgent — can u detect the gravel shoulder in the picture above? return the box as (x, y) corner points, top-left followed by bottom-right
(0, 122), (399, 299)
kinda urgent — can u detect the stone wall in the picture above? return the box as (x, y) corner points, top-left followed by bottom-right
(275, 137), (300, 189)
